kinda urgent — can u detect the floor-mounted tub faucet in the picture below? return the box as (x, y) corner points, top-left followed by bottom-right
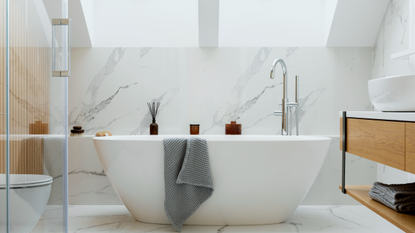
(270, 58), (299, 136)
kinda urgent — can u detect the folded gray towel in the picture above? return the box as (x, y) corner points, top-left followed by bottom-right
(163, 137), (214, 232)
(369, 182), (415, 213)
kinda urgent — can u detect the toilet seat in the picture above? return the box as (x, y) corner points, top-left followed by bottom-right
(0, 174), (53, 189)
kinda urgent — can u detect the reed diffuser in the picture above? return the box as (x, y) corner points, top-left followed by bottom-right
(147, 102), (161, 135)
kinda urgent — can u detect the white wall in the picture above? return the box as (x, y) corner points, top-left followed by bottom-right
(372, 0), (415, 183)
(219, 0), (325, 46)
(91, 0), (326, 47)
(324, 0), (338, 41)
(67, 46), (376, 204)
(93, 0), (199, 47)
(84, 0), (388, 47)
(69, 47), (372, 136)
(61, 0), (413, 208)
(372, 0), (412, 80)
(81, 0), (94, 43)
(325, 0), (389, 47)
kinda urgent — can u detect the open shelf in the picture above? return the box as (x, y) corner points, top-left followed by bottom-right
(391, 48), (415, 60)
(339, 185), (415, 233)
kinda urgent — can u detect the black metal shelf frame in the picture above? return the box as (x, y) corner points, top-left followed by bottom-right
(342, 111), (347, 194)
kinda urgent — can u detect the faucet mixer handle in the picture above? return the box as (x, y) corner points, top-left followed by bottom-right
(279, 103), (298, 107)
(273, 110), (282, 116)
(295, 75), (299, 104)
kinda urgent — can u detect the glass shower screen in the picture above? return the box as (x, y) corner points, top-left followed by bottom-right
(1, 0), (7, 232)
(2, 0), (69, 232)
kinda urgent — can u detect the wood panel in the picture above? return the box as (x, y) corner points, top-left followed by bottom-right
(342, 118), (405, 170)
(29, 121), (49, 135)
(0, 0), (50, 174)
(406, 123), (415, 174)
(339, 185), (415, 233)
(14, 137), (43, 174)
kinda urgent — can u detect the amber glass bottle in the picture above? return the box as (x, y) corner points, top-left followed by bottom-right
(150, 118), (158, 135)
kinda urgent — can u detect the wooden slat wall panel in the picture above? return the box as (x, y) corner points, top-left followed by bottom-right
(0, 0), (6, 174)
(0, 0), (50, 175)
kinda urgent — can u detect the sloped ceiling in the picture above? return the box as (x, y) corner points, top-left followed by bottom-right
(326, 0), (389, 47)
(69, 0), (389, 47)
(69, 0), (93, 47)
(219, 0), (325, 47)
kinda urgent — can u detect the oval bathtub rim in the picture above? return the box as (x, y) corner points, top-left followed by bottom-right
(92, 135), (332, 142)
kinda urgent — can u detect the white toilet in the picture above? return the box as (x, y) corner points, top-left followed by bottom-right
(0, 174), (53, 233)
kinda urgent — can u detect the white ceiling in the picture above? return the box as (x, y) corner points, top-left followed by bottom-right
(326, 0), (389, 47)
(69, 0), (93, 47)
(219, 0), (325, 47)
(68, 0), (389, 47)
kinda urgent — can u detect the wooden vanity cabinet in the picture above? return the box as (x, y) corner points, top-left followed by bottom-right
(340, 118), (414, 174)
(340, 116), (415, 233)
(407, 122), (415, 174)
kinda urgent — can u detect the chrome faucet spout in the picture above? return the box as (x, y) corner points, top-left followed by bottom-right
(270, 58), (287, 78)
(270, 58), (287, 99)
(269, 58), (299, 136)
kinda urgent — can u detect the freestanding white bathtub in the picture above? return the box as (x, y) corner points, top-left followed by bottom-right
(93, 135), (331, 225)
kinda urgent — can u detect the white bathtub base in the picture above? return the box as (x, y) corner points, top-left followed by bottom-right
(94, 135), (331, 225)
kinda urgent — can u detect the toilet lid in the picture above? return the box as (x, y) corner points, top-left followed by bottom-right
(0, 174), (53, 189)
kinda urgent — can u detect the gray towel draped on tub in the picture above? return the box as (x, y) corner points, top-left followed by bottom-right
(369, 181), (415, 213)
(163, 137), (214, 232)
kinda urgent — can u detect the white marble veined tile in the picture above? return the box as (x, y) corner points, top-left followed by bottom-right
(302, 137), (376, 205)
(69, 48), (140, 135)
(138, 48), (186, 135)
(69, 173), (121, 205)
(376, 164), (410, 185)
(69, 47), (372, 136)
(61, 205), (403, 233)
(372, 0), (411, 80)
(68, 136), (122, 205)
(371, 0), (415, 184)
(29, 205), (65, 233)
(67, 46), (374, 206)
(184, 47), (372, 135)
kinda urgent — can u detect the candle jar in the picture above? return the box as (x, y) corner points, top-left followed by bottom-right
(225, 121), (241, 135)
(190, 124), (200, 135)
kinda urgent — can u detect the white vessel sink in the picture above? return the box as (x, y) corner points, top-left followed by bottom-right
(368, 74), (415, 112)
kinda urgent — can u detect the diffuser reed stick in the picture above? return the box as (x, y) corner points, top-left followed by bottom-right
(147, 102), (161, 135)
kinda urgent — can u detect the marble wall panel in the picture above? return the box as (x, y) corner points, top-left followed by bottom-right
(67, 46), (374, 204)
(69, 47), (372, 136)
(372, 0), (415, 183)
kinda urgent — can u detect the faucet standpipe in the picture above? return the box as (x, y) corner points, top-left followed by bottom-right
(270, 59), (300, 136)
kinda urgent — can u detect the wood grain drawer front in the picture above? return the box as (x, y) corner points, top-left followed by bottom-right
(406, 123), (415, 174)
(346, 118), (405, 170)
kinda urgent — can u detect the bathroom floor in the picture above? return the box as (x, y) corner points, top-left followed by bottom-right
(33, 205), (404, 233)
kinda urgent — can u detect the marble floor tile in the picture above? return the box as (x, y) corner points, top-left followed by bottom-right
(61, 205), (405, 233)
